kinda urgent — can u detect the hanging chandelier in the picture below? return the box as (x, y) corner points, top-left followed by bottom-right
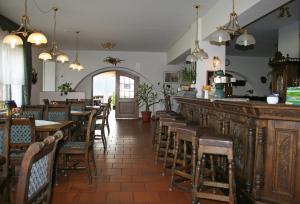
(69, 31), (84, 71)
(210, 0), (256, 46)
(186, 5), (208, 62)
(38, 8), (69, 63)
(2, 0), (47, 48)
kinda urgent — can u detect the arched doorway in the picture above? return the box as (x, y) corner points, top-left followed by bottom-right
(92, 69), (140, 119)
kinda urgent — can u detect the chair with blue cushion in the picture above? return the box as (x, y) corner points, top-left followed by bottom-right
(9, 116), (36, 168)
(21, 105), (45, 120)
(59, 109), (97, 184)
(0, 119), (10, 202)
(45, 104), (70, 122)
(15, 131), (63, 204)
(68, 101), (85, 111)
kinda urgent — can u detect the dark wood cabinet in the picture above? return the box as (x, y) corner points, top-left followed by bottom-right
(176, 96), (300, 204)
(269, 53), (300, 101)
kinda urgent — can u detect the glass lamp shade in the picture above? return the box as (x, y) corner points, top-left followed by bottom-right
(27, 32), (47, 45)
(56, 53), (69, 63)
(194, 49), (209, 60)
(69, 62), (78, 70)
(76, 64), (84, 71)
(186, 54), (198, 62)
(38, 51), (52, 61)
(236, 31), (256, 46)
(210, 28), (231, 43)
(3, 34), (23, 48)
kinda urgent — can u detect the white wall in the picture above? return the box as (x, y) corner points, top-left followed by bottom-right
(55, 50), (181, 112)
(226, 56), (271, 96)
(278, 21), (300, 58)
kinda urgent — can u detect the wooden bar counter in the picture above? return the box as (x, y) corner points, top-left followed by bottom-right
(175, 96), (300, 204)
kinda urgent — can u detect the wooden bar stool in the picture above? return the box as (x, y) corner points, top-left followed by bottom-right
(154, 115), (182, 164)
(192, 133), (235, 204)
(153, 112), (182, 149)
(161, 119), (187, 176)
(169, 125), (203, 191)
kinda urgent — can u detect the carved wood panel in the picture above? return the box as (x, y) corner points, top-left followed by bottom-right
(272, 129), (297, 196)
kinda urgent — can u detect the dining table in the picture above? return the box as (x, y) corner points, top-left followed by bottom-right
(35, 120), (73, 139)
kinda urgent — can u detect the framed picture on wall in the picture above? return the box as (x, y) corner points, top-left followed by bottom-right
(164, 71), (179, 83)
(206, 70), (215, 85)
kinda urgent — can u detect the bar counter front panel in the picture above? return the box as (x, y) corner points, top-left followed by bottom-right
(175, 96), (300, 204)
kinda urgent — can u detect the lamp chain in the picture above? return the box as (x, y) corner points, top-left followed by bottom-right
(53, 8), (58, 44)
(232, 0), (235, 12)
(195, 5), (199, 41)
(24, 0), (27, 16)
(75, 31), (79, 61)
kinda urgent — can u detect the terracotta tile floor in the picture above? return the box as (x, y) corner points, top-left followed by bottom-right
(51, 112), (222, 204)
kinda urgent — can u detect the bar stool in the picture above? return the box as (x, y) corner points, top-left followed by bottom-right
(192, 133), (235, 204)
(161, 119), (187, 176)
(153, 111), (182, 149)
(169, 125), (204, 191)
(154, 115), (182, 164)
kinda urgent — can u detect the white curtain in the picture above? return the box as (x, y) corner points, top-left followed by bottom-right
(0, 29), (25, 106)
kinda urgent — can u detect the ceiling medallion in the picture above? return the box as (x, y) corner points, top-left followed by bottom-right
(101, 42), (116, 49)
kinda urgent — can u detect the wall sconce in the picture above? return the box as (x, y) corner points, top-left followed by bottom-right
(213, 56), (221, 68)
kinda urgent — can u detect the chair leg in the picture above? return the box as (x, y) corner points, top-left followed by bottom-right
(169, 137), (179, 191)
(86, 154), (92, 184)
(106, 117), (110, 134)
(155, 125), (163, 164)
(192, 152), (203, 204)
(90, 149), (97, 176)
(162, 130), (171, 176)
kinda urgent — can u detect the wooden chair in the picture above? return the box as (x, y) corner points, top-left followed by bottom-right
(21, 105), (45, 120)
(80, 99), (93, 106)
(96, 103), (110, 134)
(0, 119), (10, 202)
(68, 101), (85, 111)
(9, 116), (36, 170)
(58, 110), (97, 184)
(44, 104), (70, 122)
(50, 101), (66, 105)
(15, 131), (63, 204)
(43, 99), (49, 105)
(94, 106), (108, 150)
(66, 99), (78, 104)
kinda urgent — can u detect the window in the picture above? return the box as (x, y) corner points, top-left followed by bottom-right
(0, 29), (25, 106)
(119, 76), (134, 98)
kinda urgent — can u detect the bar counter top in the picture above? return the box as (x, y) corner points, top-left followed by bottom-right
(175, 96), (300, 121)
(175, 96), (300, 204)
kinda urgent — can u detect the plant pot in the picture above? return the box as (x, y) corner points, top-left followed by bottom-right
(141, 111), (152, 123)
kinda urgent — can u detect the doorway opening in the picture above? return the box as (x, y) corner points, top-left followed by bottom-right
(92, 70), (139, 119)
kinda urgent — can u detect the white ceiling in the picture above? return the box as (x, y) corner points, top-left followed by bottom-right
(227, 0), (299, 57)
(0, 0), (219, 52)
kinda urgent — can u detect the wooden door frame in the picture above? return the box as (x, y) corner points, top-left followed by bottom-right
(115, 71), (140, 119)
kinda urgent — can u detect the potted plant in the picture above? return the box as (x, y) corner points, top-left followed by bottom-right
(136, 83), (159, 122)
(179, 64), (196, 89)
(57, 82), (73, 95)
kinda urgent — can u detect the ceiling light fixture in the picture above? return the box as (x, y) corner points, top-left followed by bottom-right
(38, 8), (69, 63)
(210, 0), (256, 46)
(2, 0), (47, 48)
(186, 5), (208, 62)
(69, 31), (84, 71)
